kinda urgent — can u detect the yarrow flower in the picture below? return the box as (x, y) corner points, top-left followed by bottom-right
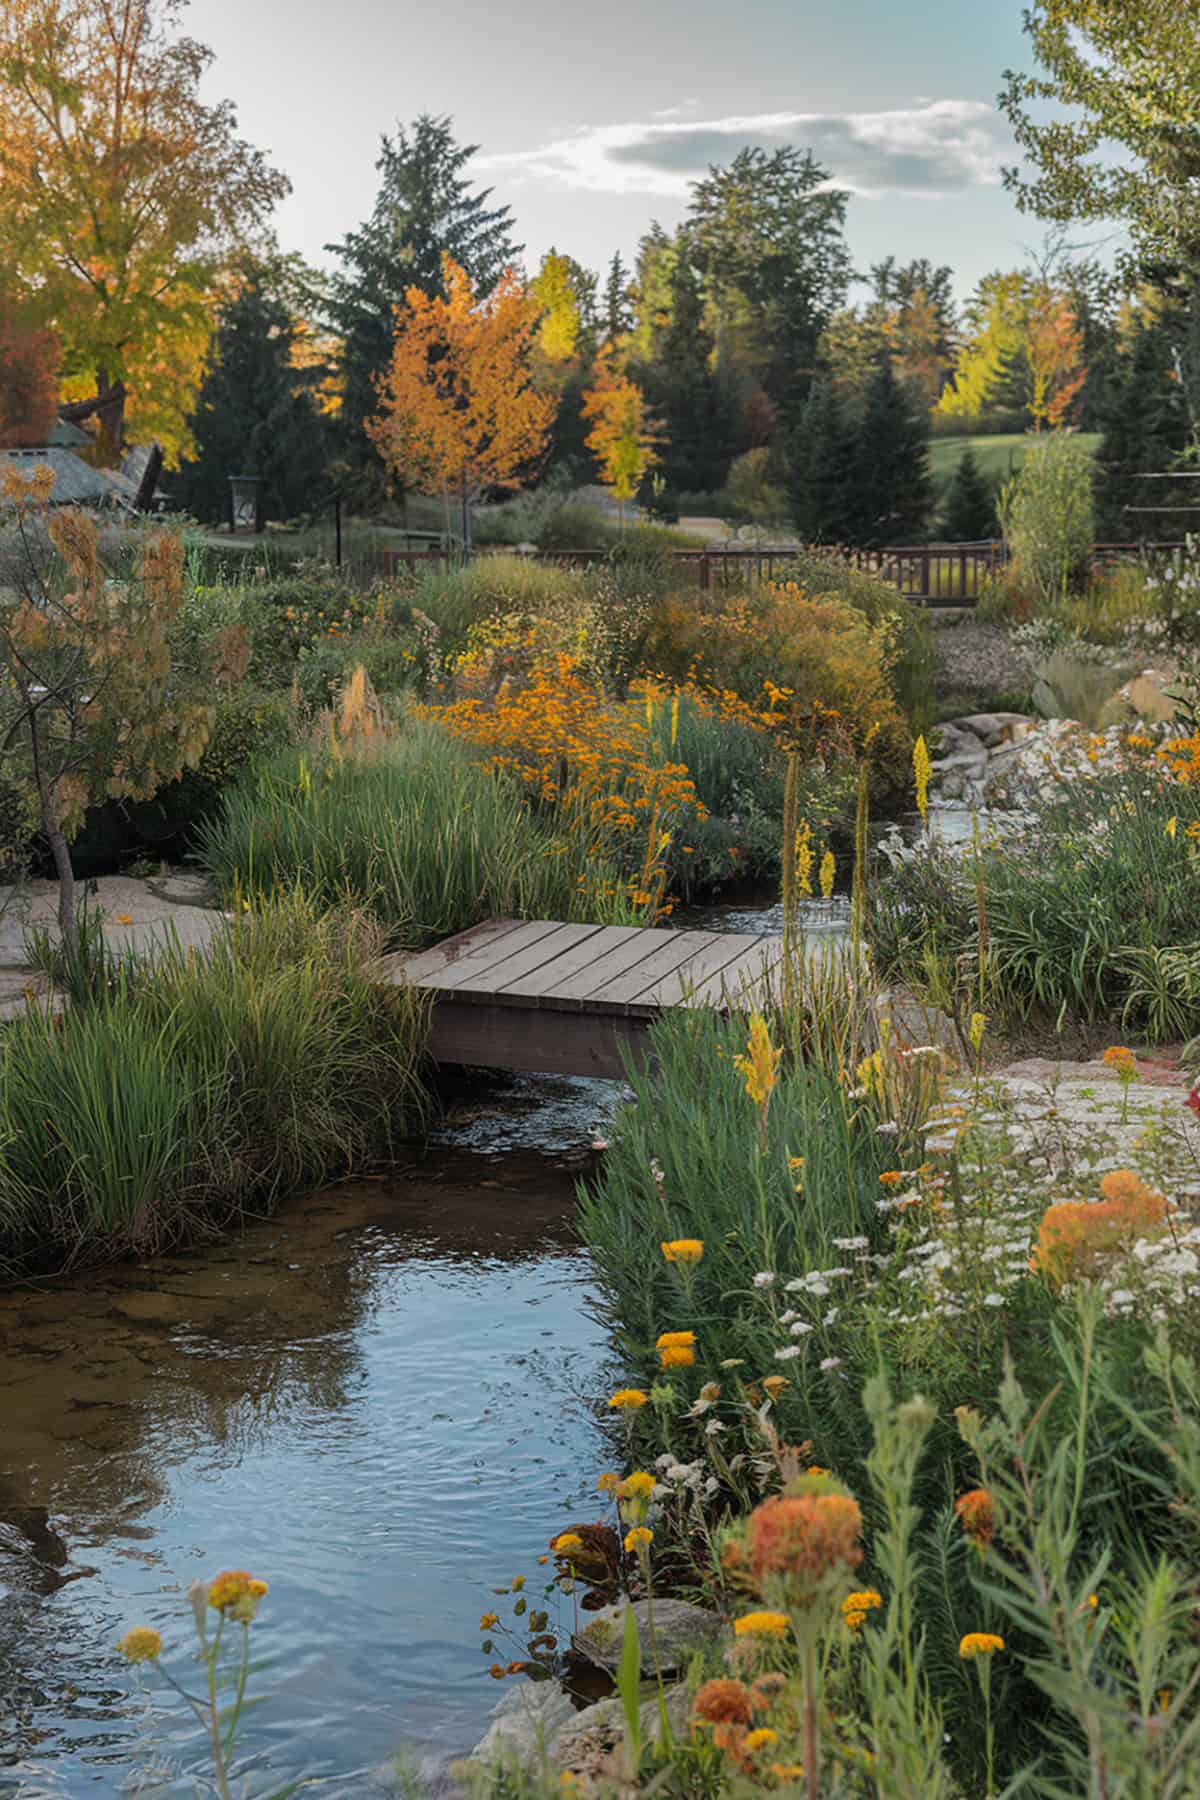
(959, 1632), (1005, 1659)
(118, 1626), (162, 1664)
(661, 1238), (703, 1265)
(733, 1610), (790, 1638)
(608, 1388), (648, 1410)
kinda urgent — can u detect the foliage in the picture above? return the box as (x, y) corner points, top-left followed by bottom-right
(200, 720), (639, 943)
(0, 0), (289, 462)
(326, 114), (521, 457)
(0, 890), (428, 1276)
(939, 447), (998, 541)
(367, 256), (555, 552)
(173, 256), (332, 526)
(791, 356), (932, 548)
(582, 349), (659, 515)
(0, 470), (217, 949)
(998, 430), (1095, 602)
(1000, 1), (1200, 267)
(0, 288), (57, 448)
(1094, 310), (1192, 538)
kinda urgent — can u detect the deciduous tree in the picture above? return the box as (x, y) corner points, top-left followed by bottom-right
(0, 0), (289, 464)
(581, 348), (658, 526)
(1026, 284), (1087, 429)
(367, 256), (554, 553)
(0, 467), (217, 949)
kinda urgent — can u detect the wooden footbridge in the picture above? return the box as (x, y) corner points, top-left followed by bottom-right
(383, 918), (785, 1078)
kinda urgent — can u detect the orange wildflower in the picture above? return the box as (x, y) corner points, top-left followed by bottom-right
(955, 1488), (995, 1551)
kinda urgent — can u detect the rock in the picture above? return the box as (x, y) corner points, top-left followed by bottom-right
(572, 1598), (721, 1676)
(469, 1679), (579, 1767)
(147, 871), (215, 907)
(952, 712), (1033, 749)
(554, 1683), (691, 1776)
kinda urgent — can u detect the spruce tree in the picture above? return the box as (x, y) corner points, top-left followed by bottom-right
(789, 377), (856, 543)
(174, 263), (329, 526)
(941, 446), (998, 541)
(1094, 318), (1189, 538)
(849, 355), (934, 546)
(327, 115), (521, 453)
(650, 258), (730, 495)
(602, 252), (633, 345)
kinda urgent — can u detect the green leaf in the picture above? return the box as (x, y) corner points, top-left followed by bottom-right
(616, 1604), (643, 1761)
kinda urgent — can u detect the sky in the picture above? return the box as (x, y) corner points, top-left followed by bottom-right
(188, 0), (1102, 300)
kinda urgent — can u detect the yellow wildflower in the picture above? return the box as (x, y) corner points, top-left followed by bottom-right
(733, 1013), (782, 1109)
(959, 1632), (1004, 1658)
(1103, 1045), (1138, 1076)
(661, 1239), (703, 1265)
(733, 1610), (791, 1638)
(659, 1343), (695, 1368)
(913, 734), (932, 822)
(770, 1766), (805, 1782)
(511, 1575), (526, 1591)
(597, 1472), (621, 1495)
(553, 1534), (584, 1554)
(118, 1626), (162, 1664)
(480, 1612), (499, 1630)
(624, 1527), (653, 1552)
(820, 848), (835, 899)
(1166, 816), (1178, 839)
(744, 1728), (778, 1752)
(618, 1471), (656, 1501)
(655, 1330), (696, 1349)
(969, 1012), (986, 1053)
(206, 1571), (268, 1621)
(762, 1375), (790, 1399)
(608, 1389), (648, 1410)
(795, 821), (814, 898)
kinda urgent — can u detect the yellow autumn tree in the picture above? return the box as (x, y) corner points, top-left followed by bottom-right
(581, 348), (658, 527)
(0, 0), (289, 464)
(367, 255), (555, 553)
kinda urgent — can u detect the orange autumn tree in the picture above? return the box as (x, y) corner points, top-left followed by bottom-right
(1026, 284), (1087, 430)
(0, 291), (58, 447)
(581, 347), (658, 527)
(367, 255), (555, 554)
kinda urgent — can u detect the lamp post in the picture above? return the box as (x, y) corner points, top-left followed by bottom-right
(228, 474), (263, 535)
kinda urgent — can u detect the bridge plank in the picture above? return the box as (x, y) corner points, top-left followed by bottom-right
(683, 937), (786, 1010)
(586, 930), (731, 1014)
(388, 916), (524, 986)
(429, 919), (584, 996)
(644, 933), (760, 1007)
(494, 923), (634, 1002)
(452, 921), (609, 1004)
(539, 926), (680, 1010)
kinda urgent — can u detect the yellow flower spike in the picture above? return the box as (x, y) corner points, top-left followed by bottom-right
(1166, 816), (1178, 839)
(624, 1526), (653, 1552)
(794, 821), (814, 898)
(733, 1013), (781, 1110)
(820, 848), (835, 899)
(913, 734), (932, 822)
(118, 1626), (162, 1664)
(959, 1632), (1004, 1658)
(969, 1012), (986, 1053)
(733, 1610), (790, 1638)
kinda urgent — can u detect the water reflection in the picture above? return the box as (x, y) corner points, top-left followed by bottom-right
(0, 1148), (615, 1797)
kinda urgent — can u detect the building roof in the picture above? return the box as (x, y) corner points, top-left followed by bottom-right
(0, 447), (138, 509)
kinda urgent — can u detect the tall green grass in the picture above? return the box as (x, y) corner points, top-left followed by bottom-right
(200, 721), (636, 943)
(0, 892), (429, 1276)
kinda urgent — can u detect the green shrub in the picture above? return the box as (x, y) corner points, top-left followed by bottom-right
(998, 432), (1095, 603)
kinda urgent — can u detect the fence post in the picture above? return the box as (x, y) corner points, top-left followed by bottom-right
(700, 553), (709, 591)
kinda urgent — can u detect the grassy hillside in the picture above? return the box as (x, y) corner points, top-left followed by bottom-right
(929, 431), (1102, 500)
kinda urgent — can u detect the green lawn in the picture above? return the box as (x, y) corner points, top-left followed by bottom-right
(929, 431), (1102, 497)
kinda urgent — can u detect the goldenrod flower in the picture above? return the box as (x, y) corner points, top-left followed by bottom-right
(744, 1728), (779, 1752)
(553, 1533), (584, 1554)
(624, 1526), (653, 1552)
(959, 1632), (1004, 1658)
(969, 1011), (986, 1053)
(608, 1388), (648, 1410)
(913, 734), (932, 822)
(795, 821), (814, 897)
(733, 1013), (782, 1109)
(820, 848), (835, 899)
(661, 1238), (703, 1265)
(118, 1626), (162, 1664)
(733, 1610), (791, 1638)
(479, 1612), (499, 1630)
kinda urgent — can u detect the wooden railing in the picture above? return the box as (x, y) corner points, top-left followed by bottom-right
(381, 540), (1189, 607)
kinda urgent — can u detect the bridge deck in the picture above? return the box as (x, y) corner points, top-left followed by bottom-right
(384, 918), (785, 1078)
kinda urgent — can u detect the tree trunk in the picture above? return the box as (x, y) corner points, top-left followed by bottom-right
(46, 821), (77, 959)
(461, 480), (474, 561)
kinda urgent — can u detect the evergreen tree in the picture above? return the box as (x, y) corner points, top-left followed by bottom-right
(1094, 316), (1190, 537)
(849, 353), (934, 546)
(602, 252), (633, 345)
(789, 377), (857, 543)
(649, 258), (729, 495)
(327, 115), (521, 455)
(173, 261), (329, 525)
(940, 447), (998, 541)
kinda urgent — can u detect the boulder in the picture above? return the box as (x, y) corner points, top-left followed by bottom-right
(469, 1679), (579, 1767)
(952, 712), (1034, 749)
(572, 1598), (721, 1676)
(555, 1683), (691, 1775)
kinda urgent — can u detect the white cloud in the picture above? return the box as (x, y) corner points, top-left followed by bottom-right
(476, 100), (1009, 201)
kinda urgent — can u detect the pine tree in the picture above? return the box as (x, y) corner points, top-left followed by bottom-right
(173, 262), (330, 525)
(941, 447), (998, 541)
(327, 116), (521, 453)
(649, 258), (730, 495)
(789, 377), (856, 543)
(1094, 317), (1190, 538)
(602, 252), (633, 345)
(849, 354), (934, 546)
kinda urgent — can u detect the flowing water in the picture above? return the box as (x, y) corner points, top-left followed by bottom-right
(0, 1074), (623, 1798)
